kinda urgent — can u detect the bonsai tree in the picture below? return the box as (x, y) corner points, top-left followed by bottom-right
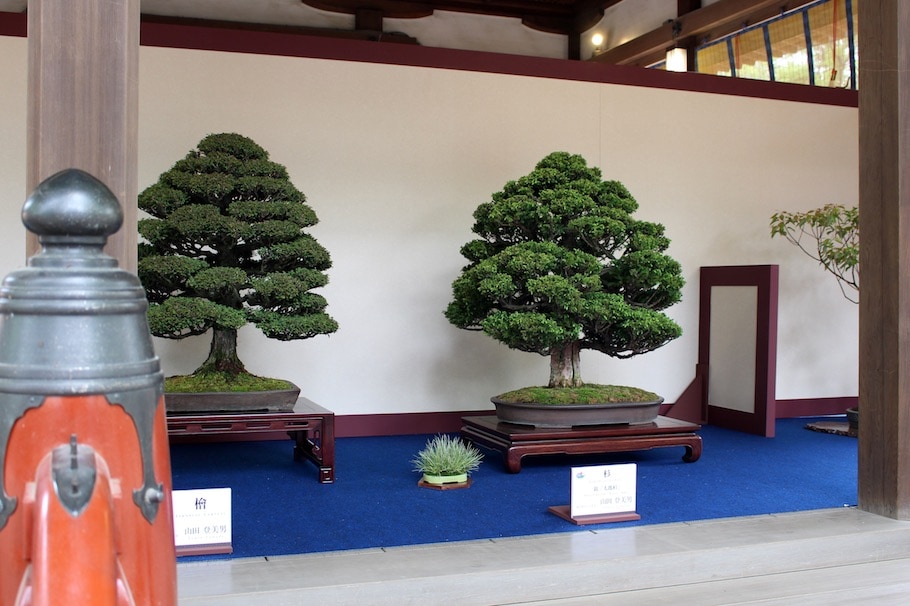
(137, 133), (338, 391)
(770, 203), (858, 303)
(444, 151), (684, 395)
(771, 203), (859, 433)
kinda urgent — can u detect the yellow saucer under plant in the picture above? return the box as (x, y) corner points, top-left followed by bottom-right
(412, 434), (483, 486)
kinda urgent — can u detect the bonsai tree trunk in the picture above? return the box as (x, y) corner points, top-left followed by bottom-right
(198, 327), (247, 375)
(549, 342), (582, 388)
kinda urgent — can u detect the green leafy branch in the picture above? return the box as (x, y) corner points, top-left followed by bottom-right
(770, 204), (858, 303)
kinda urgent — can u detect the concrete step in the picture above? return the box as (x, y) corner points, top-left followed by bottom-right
(176, 508), (910, 605)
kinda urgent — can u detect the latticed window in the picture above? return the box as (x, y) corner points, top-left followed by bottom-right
(684, 0), (857, 89)
(732, 27), (771, 81)
(806, 0), (857, 88)
(768, 14), (811, 84)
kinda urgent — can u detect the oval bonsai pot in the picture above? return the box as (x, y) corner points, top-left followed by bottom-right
(846, 406), (859, 438)
(165, 384), (301, 414)
(491, 396), (663, 428)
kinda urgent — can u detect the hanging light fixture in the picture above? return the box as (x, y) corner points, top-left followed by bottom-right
(666, 47), (688, 72)
(666, 20), (687, 72)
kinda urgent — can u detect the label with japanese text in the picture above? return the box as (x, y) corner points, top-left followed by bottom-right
(172, 488), (232, 547)
(569, 463), (637, 518)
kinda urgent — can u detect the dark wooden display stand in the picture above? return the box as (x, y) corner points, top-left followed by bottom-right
(461, 415), (702, 473)
(166, 397), (335, 483)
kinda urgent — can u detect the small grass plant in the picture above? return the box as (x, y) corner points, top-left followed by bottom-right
(412, 434), (483, 479)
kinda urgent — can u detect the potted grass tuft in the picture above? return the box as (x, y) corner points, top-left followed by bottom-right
(138, 133), (338, 413)
(412, 434), (483, 489)
(444, 152), (684, 427)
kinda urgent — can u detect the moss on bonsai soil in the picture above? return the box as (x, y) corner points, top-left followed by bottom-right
(164, 371), (295, 394)
(495, 384), (659, 406)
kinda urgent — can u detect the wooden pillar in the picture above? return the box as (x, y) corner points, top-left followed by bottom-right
(26, 0), (139, 271)
(857, 0), (910, 519)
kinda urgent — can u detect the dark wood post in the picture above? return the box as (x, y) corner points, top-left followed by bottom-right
(857, 0), (910, 519)
(26, 0), (139, 271)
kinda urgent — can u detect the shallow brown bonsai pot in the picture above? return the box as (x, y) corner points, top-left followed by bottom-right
(846, 407), (859, 438)
(165, 384), (300, 414)
(491, 397), (663, 428)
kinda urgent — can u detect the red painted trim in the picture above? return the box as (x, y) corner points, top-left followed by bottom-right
(0, 11), (25, 36)
(663, 364), (707, 424)
(0, 11), (857, 108)
(336, 410), (490, 438)
(775, 396), (856, 418)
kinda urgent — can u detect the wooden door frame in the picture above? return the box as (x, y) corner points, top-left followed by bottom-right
(698, 265), (779, 437)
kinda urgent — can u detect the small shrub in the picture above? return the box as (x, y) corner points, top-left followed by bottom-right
(412, 434), (483, 476)
(770, 203), (858, 303)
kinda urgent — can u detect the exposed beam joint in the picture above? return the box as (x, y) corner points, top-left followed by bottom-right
(355, 7), (384, 31)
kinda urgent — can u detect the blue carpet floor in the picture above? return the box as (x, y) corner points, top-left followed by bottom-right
(169, 417), (857, 560)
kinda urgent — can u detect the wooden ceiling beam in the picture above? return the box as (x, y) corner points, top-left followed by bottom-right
(303, 0), (434, 20)
(140, 14), (420, 44)
(591, 0), (790, 66)
(304, 0), (570, 22)
(302, 0), (623, 36)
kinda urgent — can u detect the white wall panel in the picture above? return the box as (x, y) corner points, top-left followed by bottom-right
(0, 36), (26, 278)
(0, 35), (859, 416)
(708, 286), (758, 413)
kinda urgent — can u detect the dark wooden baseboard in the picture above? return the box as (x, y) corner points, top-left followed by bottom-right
(163, 397), (857, 440)
(335, 396), (857, 437)
(774, 396), (857, 418)
(336, 410), (490, 437)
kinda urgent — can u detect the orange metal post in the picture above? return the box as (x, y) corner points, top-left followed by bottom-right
(0, 171), (177, 605)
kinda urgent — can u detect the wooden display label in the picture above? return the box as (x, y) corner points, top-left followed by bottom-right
(172, 488), (233, 556)
(549, 463), (641, 525)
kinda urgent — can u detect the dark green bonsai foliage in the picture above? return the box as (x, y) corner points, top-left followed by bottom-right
(138, 133), (338, 391)
(445, 152), (684, 397)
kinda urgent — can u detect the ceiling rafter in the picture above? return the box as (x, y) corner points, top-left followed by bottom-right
(590, 0), (792, 67)
(140, 13), (422, 44)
